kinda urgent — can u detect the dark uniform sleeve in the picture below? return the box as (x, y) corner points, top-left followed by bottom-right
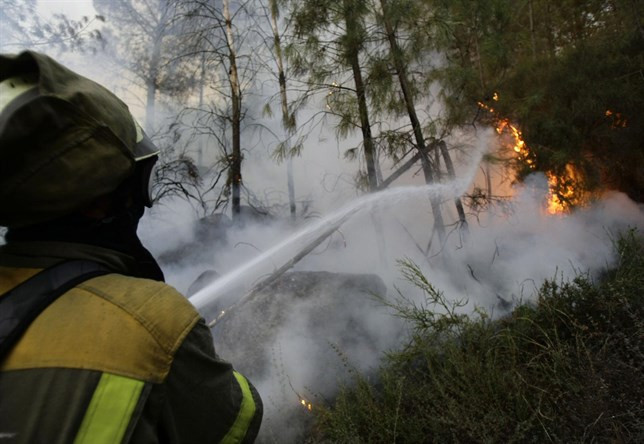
(147, 319), (263, 443)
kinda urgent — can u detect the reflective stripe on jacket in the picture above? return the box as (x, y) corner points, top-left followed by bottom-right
(0, 266), (262, 443)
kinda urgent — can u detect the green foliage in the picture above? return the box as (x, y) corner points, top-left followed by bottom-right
(312, 230), (644, 442)
(288, 0), (380, 180)
(272, 139), (304, 163)
(427, 0), (644, 202)
(505, 33), (644, 200)
(377, 130), (414, 161)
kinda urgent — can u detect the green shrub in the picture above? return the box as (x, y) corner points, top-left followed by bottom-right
(312, 230), (643, 443)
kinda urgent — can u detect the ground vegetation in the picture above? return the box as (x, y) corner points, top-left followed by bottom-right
(313, 230), (644, 442)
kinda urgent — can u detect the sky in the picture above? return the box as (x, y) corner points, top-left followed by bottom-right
(37, 0), (96, 18)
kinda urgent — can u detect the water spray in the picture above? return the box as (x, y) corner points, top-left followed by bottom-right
(189, 147), (486, 324)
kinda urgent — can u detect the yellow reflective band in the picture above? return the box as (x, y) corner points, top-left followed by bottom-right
(0, 75), (37, 112)
(220, 372), (257, 444)
(73, 373), (144, 444)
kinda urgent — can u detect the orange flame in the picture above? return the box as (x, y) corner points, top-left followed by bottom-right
(495, 119), (536, 169)
(546, 164), (580, 214)
(479, 93), (575, 214)
(478, 95), (535, 171)
(300, 398), (313, 411)
(605, 109), (628, 128)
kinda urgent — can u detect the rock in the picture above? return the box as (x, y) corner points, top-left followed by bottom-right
(208, 270), (403, 443)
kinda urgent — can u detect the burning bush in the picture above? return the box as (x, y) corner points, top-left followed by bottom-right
(499, 31), (644, 205)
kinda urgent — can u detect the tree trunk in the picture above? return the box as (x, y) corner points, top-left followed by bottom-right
(545, 2), (556, 57)
(340, 0), (386, 265)
(485, 163), (492, 203)
(270, 0), (297, 221)
(378, 150), (424, 190)
(144, 0), (173, 134)
(145, 36), (162, 134)
(343, 0), (378, 192)
(351, 55), (378, 192)
(528, 0), (537, 60)
(224, 0), (242, 219)
(145, 79), (156, 134)
(471, 11), (486, 90)
(439, 141), (468, 235)
(287, 156), (296, 221)
(198, 52), (206, 167)
(379, 0), (446, 243)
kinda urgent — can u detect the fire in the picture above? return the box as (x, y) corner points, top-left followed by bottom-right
(605, 109), (627, 128)
(478, 95), (535, 171)
(546, 174), (569, 214)
(495, 119), (536, 169)
(479, 93), (576, 214)
(300, 398), (313, 411)
(546, 164), (582, 215)
(292, 384), (314, 412)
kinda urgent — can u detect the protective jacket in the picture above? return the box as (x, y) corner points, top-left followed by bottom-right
(0, 240), (262, 443)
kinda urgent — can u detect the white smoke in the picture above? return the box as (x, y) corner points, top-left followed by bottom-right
(233, 180), (642, 442)
(137, 128), (643, 441)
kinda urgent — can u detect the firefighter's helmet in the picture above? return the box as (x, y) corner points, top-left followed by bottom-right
(0, 51), (158, 228)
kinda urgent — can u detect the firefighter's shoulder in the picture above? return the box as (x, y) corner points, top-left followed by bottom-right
(3, 273), (200, 383)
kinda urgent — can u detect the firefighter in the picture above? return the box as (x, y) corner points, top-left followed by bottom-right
(0, 51), (262, 443)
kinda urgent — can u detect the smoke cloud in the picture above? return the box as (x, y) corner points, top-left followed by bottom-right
(138, 133), (643, 441)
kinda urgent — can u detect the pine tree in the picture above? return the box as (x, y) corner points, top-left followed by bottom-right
(423, 0), (644, 204)
(180, 0), (265, 220)
(268, 0), (298, 220)
(289, 0), (380, 191)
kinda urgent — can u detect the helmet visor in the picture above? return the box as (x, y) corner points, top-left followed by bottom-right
(133, 120), (160, 161)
